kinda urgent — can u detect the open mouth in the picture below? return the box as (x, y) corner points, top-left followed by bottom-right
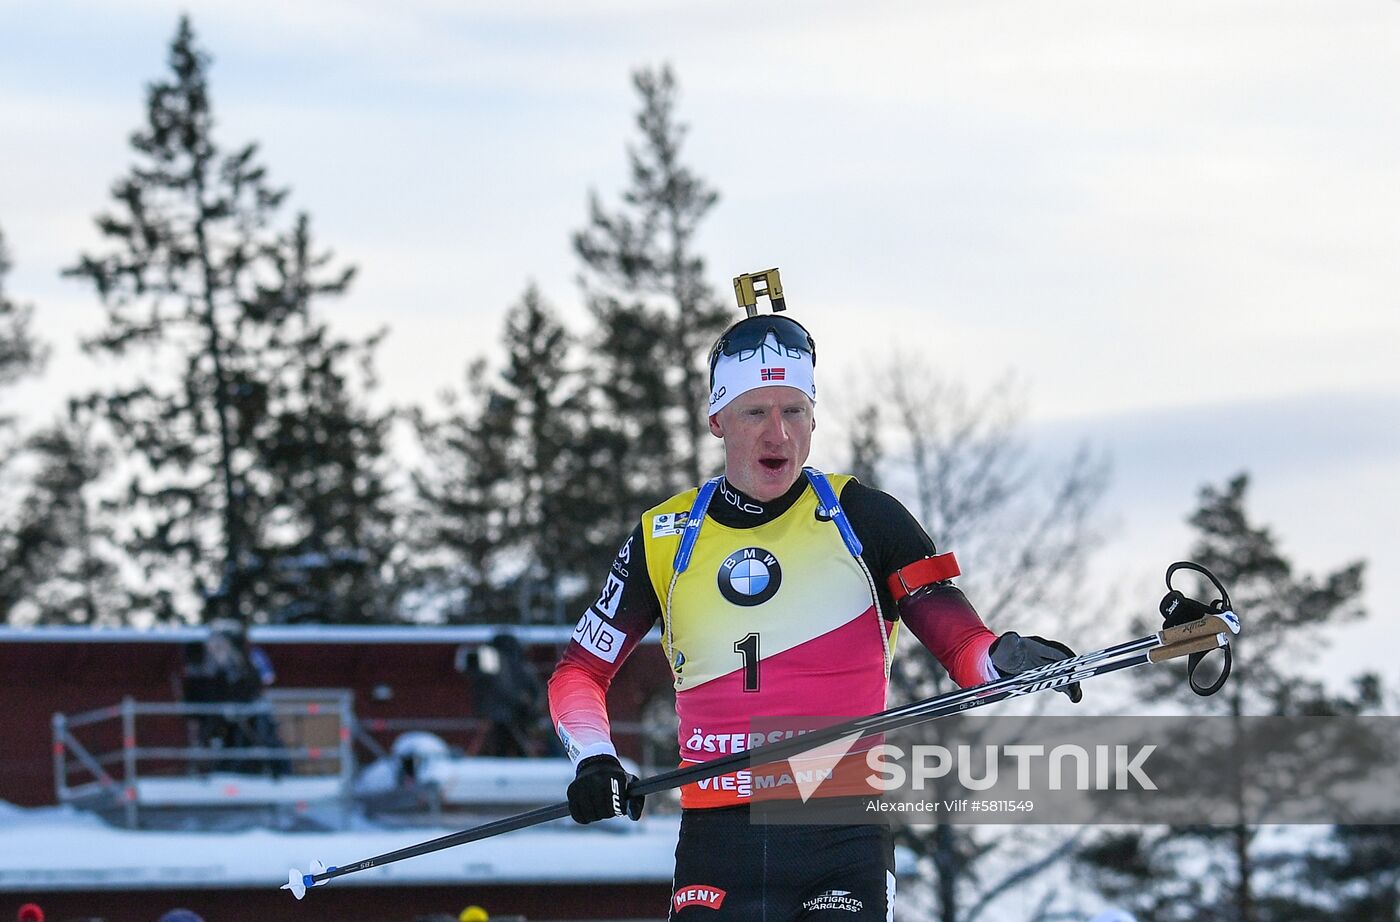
(759, 458), (788, 471)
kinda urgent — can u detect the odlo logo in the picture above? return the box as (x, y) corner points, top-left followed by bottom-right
(673, 885), (727, 911)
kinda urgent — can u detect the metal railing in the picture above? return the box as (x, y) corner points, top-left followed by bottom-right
(53, 688), (681, 826)
(352, 716), (672, 774)
(52, 689), (355, 828)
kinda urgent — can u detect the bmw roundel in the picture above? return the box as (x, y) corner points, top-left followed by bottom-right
(718, 547), (782, 606)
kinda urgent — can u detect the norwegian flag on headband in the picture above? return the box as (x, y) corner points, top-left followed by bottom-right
(709, 341), (814, 414)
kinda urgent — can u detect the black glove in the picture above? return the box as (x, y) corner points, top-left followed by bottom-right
(989, 632), (1083, 703)
(566, 754), (644, 824)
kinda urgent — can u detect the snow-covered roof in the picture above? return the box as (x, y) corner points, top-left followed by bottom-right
(0, 625), (661, 645)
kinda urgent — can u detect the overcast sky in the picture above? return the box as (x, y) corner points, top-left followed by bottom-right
(1, 1), (1396, 685)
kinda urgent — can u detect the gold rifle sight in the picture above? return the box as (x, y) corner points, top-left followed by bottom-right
(732, 268), (785, 317)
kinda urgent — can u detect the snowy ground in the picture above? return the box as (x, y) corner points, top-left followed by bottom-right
(0, 800), (679, 892)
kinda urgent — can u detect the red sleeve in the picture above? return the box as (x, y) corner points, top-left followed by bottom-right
(548, 660), (619, 762)
(899, 584), (998, 688)
(547, 528), (660, 762)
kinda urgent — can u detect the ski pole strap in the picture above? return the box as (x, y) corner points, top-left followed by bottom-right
(1150, 632), (1232, 695)
(887, 552), (961, 603)
(1158, 562), (1240, 697)
(1186, 643), (1231, 697)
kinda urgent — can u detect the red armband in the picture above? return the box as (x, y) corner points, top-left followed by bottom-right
(888, 552), (960, 603)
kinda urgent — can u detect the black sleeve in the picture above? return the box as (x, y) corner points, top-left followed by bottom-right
(553, 523), (663, 673)
(838, 479), (938, 620)
(604, 523), (663, 634)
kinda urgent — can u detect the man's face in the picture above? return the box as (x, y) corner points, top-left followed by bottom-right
(709, 386), (815, 501)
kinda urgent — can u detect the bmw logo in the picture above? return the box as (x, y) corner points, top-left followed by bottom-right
(718, 547), (782, 607)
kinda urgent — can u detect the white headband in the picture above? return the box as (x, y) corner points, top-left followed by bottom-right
(707, 332), (816, 415)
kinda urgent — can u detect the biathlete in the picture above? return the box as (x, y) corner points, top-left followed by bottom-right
(549, 276), (1082, 920)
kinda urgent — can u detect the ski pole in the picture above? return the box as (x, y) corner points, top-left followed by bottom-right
(282, 603), (1238, 899)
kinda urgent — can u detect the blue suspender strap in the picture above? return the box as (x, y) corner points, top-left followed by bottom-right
(673, 477), (723, 573)
(676, 472), (860, 570)
(803, 467), (863, 557)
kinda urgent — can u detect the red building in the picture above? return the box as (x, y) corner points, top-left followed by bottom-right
(0, 625), (678, 922)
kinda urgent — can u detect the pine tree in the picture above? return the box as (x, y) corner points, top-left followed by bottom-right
(409, 358), (515, 623)
(574, 65), (731, 508)
(237, 216), (400, 623)
(0, 224), (67, 625)
(0, 416), (124, 625)
(847, 403), (883, 488)
(0, 227), (48, 459)
(1074, 474), (1371, 922)
(66, 17), (398, 624)
(492, 287), (593, 621)
(1304, 825), (1400, 921)
(411, 287), (604, 622)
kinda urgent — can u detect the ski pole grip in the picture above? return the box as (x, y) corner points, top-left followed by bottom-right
(1148, 632), (1224, 664)
(1159, 611), (1237, 647)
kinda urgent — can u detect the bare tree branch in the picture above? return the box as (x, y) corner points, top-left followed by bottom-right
(839, 358), (1112, 922)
